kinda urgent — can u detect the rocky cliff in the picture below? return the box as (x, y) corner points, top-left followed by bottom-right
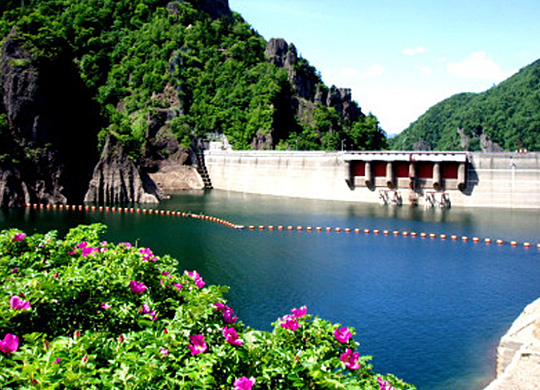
(0, 31), (100, 206)
(265, 38), (362, 129)
(484, 297), (540, 390)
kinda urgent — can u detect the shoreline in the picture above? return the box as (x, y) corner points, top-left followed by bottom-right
(483, 297), (540, 390)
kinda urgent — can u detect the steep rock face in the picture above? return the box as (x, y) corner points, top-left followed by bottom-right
(266, 38), (317, 100)
(326, 86), (361, 124)
(265, 38), (361, 125)
(84, 137), (161, 204)
(0, 33), (100, 205)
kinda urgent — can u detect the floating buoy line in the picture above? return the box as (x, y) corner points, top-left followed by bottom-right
(27, 203), (540, 250)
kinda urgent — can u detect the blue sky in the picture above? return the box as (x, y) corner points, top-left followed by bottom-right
(228, 0), (540, 135)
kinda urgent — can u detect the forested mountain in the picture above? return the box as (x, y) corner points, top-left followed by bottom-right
(0, 0), (387, 206)
(390, 59), (540, 151)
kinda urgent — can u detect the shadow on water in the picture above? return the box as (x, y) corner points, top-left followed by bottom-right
(1, 190), (540, 390)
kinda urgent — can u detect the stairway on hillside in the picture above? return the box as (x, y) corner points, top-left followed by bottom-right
(195, 152), (213, 189)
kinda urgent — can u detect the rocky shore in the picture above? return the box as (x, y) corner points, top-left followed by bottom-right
(484, 297), (540, 390)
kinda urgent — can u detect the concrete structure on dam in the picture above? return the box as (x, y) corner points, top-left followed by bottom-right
(204, 150), (540, 209)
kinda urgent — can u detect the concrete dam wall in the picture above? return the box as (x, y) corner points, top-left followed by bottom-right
(204, 151), (540, 209)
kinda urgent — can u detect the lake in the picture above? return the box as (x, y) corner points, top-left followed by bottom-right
(1, 189), (540, 390)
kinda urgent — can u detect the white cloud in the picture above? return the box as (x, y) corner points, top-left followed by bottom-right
(420, 66), (432, 74)
(447, 51), (511, 81)
(361, 64), (385, 79)
(402, 46), (427, 56)
(339, 68), (361, 79)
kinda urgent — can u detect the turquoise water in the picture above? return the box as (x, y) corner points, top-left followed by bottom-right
(2, 190), (540, 390)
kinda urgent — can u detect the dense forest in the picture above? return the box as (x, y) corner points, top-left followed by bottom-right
(390, 59), (540, 151)
(0, 0), (386, 156)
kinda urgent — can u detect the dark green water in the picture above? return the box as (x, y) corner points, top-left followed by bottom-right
(2, 190), (540, 390)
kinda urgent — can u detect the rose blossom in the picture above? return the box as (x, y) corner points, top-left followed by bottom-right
(129, 280), (147, 294)
(10, 296), (31, 310)
(340, 348), (360, 370)
(223, 326), (243, 346)
(0, 333), (19, 354)
(233, 376), (256, 390)
(187, 334), (207, 355)
(334, 327), (352, 343)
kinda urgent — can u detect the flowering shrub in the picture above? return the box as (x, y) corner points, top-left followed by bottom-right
(0, 224), (415, 389)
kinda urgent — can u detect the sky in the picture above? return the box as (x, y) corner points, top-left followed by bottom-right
(228, 0), (540, 135)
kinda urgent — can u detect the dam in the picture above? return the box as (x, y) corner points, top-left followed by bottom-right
(204, 150), (540, 208)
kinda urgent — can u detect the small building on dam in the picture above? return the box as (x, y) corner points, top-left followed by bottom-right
(203, 150), (540, 209)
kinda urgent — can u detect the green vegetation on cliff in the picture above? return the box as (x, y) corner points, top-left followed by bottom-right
(0, 0), (386, 153)
(390, 59), (540, 151)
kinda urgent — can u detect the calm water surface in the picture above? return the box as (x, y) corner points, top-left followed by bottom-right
(2, 190), (540, 390)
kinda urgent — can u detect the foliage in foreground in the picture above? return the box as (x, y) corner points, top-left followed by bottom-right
(0, 224), (414, 389)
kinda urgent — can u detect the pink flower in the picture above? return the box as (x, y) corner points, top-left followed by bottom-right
(160, 347), (169, 357)
(291, 305), (308, 318)
(187, 334), (207, 355)
(280, 315), (299, 331)
(184, 270), (205, 288)
(10, 296), (31, 310)
(12, 233), (26, 241)
(139, 248), (157, 262)
(173, 283), (182, 291)
(340, 348), (361, 370)
(223, 326), (243, 346)
(118, 334), (125, 343)
(233, 376), (256, 390)
(334, 327), (352, 343)
(223, 308), (237, 324)
(215, 302), (237, 324)
(81, 246), (98, 257)
(141, 304), (157, 321)
(53, 358), (61, 364)
(82, 355), (88, 363)
(0, 333), (19, 354)
(100, 302), (112, 310)
(129, 280), (147, 294)
(378, 376), (396, 390)
(75, 241), (88, 249)
(119, 242), (132, 248)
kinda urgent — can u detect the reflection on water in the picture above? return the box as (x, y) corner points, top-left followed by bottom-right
(1, 190), (540, 390)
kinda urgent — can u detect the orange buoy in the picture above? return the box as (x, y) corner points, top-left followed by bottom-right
(268, 226), (274, 230)
(326, 227), (332, 232)
(297, 226), (303, 231)
(462, 236), (469, 241)
(307, 226), (313, 231)
(403, 231), (409, 237)
(249, 226), (255, 230)
(383, 230), (389, 235)
(335, 227), (342, 232)
(510, 241), (518, 247)
(420, 232), (427, 238)
(411, 232), (417, 237)
(496, 239), (503, 245)
(354, 228), (361, 233)
(287, 226), (293, 231)
(393, 231), (399, 236)
(472, 237), (479, 243)
(364, 229), (370, 234)
(316, 227), (322, 231)
(345, 228), (351, 233)
(373, 229), (380, 234)
(440, 234), (446, 240)
(537, 243), (540, 249)
(485, 238), (491, 244)
(259, 226), (265, 230)
(451, 235), (458, 240)
(524, 242), (531, 248)
(429, 233), (436, 238)
(277, 226), (284, 230)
